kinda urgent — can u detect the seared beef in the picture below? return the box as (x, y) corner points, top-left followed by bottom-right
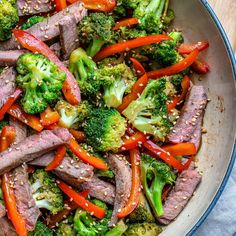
(158, 169), (202, 225)
(9, 117), (27, 143)
(0, 2), (87, 51)
(29, 152), (94, 184)
(0, 128), (72, 175)
(50, 43), (61, 58)
(0, 217), (17, 236)
(0, 204), (5, 218)
(0, 67), (16, 109)
(59, 15), (80, 60)
(0, 50), (27, 66)
(107, 154), (132, 226)
(168, 86), (207, 144)
(17, 0), (54, 16)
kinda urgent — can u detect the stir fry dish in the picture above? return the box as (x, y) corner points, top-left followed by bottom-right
(0, 0), (210, 235)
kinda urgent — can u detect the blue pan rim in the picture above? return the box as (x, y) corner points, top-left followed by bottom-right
(187, 0), (236, 235)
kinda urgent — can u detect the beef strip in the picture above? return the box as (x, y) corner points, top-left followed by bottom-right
(0, 128), (72, 175)
(168, 85), (208, 144)
(0, 67), (16, 109)
(59, 15), (80, 60)
(0, 217), (17, 236)
(0, 2), (87, 51)
(0, 50), (27, 66)
(49, 43), (61, 58)
(29, 151), (94, 184)
(158, 169), (202, 225)
(17, 0), (54, 16)
(107, 154), (132, 226)
(9, 118), (40, 231)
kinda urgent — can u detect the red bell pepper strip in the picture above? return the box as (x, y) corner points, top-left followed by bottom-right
(143, 140), (185, 172)
(192, 59), (210, 74)
(94, 35), (171, 61)
(162, 143), (197, 156)
(57, 180), (106, 219)
(117, 73), (148, 113)
(130, 58), (145, 76)
(117, 148), (141, 218)
(68, 138), (108, 170)
(13, 29), (81, 105)
(147, 49), (199, 79)
(0, 88), (22, 121)
(44, 123), (60, 130)
(120, 132), (147, 151)
(183, 155), (195, 170)
(0, 126), (16, 152)
(69, 129), (85, 142)
(2, 174), (27, 236)
(45, 145), (66, 171)
(113, 18), (139, 30)
(55, 0), (67, 11)
(7, 104), (44, 132)
(167, 96), (179, 112)
(178, 41), (209, 54)
(40, 106), (60, 127)
(67, 0), (116, 12)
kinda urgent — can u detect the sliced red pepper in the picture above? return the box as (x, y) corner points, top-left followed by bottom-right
(69, 129), (85, 143)
(45, 145), (66, 171)
(68, 138), (108, 170)
(147, 49), (199, 79)
(0, 126), (16, 152)
(13, 29), (81, 105)
(113, 18), (139, 30)
(117, 73), (148, 113)
(143, 140), (185, 172)
(67, 0), (116, 12)
(94, 35), (171, 61)
(130, 58), (145, 76)
(183, 155), (195, 170)
(192, 59), (210, 74)
(0, 88), (22, 121)
(117, 148), (141, 218)
(2, 174), (27, 236)
(120, 132), (147, 151)
(40, 106), (60, 127)
(57, 180), (106, 219)
(44, 123), (59, 130)
(55, 0), (67, 11)
(178, 41), (209, 54)
(7, 104), (44, 132)
(162, 143), (197, 156)
(167, 96), (179, 112)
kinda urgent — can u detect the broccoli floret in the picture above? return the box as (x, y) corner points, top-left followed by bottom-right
(56, 222), (76, 236)
(112, 0), (127, 20)
(55, 100), (92, 129)
(122, 0), (143, 9)
(141, 154), (176, 218)
(122, 78), (175, 141)
(78, 13), (116, 57)
(84, 108), (126, 152)
(0, 0), (19, 41)
(119, 27), (147, 41)
(170, 74), (184, 92)
(169, 31), (184, 45)
(16, 53), (66, 114)
(20, 16), (47, 30)
(124, 223), (162, 236)
(0, 119), (8, 132)
(97, 57), (124, 68)
(28, 221), (53, 236)
(30, 169), (64, 215)
(105, 220), (128, 236)
(0, 187), (4, 207)
(96, 169), (115, 179)
(129, 193), (155, 223)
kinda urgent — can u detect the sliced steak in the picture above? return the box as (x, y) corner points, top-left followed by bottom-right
(59, 15), (80, 60)
(0, 2), (87, 51)
(0, 217), (17, 236)
(168, 85), (208, 144)
(107, 154), (132, 226)
(50, 43), (61, 58)
(9, 117), (27, 143)
(158, 169), (202, 225)
(17, 0), (54, 16)
(0, 128), (72, 175)
(0, 67), (16, 109)
(0, 50), (27, 66)
(0, 203), (5, 218)
(29, 151), (94, 184)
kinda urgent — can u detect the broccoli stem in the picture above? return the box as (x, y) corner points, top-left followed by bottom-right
(35, 199), (53, 211)
(31, 180), (42, 193)
(87, 38), (105, 58)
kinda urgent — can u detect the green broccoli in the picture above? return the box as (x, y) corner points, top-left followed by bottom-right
(105, 221), (128, 236)
(122, 0), (143, 9)
(20, 16), (47, 30)
(170, 73), (184, 92)
(124, 223), (162, 236)
(0, 0), (19, 41)
(97, 57), (124, 69)
(30, 169), (64, 214)
(0, 187), (4, 207)
(55, 100), (92, 129)
(16, 53), (66, 114)
(118, 27), (147, 41)
(84, 108), (126, 152)
(112, 0), (127, 20)
(28, 221), (53, 236)
(56, 222), (76, 236)
(0, 119), (8, 132)
(78, 13), (116, 57)
(96, 169), (115, 179)
(122, 78), (175, 141)
(128, 193), (155, 223)
(141, 154), (176, 218)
